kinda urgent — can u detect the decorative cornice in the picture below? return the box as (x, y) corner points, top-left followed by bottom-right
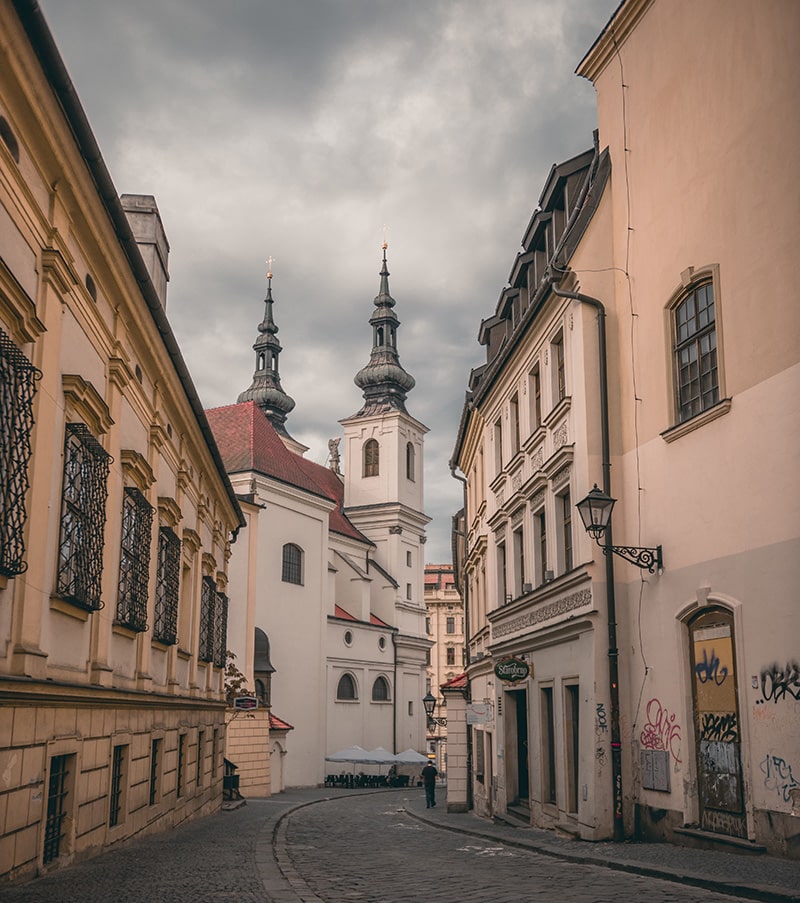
(492, 588), (592, 638)
(576, 0), (656, 84)
(62, 373), (113, 435)
(121, 449), (155, 490)
(41, 246), (78, 295)
(201, 552), (216, 577)
(107, 357), (133, 392)
(0, 258), (45, 344)
(182, 527), (202, 556)
(158, 496), (182, 528)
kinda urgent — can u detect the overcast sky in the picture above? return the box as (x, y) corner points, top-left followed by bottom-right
(40, 0), (619, 564)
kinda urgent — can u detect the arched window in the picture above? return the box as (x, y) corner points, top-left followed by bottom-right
(336, 673), (357, 700)
(258, 353), (265, 371)
(254, 627), (275, 705)
(363, 439), (379, 477)
(406, 441), (415, 481)
(372, 676), (390, 701)
(281, 543), (303, 585)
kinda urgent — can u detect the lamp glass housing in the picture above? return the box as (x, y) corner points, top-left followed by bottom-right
(422, 691), (436, 718)
(576, 484), (616, 539)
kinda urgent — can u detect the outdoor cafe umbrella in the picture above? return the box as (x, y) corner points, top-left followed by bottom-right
(394, 748), (428, 764)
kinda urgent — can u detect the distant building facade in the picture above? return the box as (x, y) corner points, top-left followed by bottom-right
(0, 2), (244, 883)
(451, 0), (799, 858)
(424, 564), (464, 775)
(210, 247), (431, 791)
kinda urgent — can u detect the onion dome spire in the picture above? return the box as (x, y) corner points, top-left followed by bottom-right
(238, 260), (296, 437)
(353, 242), (415, 416)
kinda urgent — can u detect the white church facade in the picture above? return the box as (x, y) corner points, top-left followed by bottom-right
(207, 249), (431, 790)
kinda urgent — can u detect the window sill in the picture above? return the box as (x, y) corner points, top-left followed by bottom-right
(113, 623), (143, 639)
(660, 398), (732, 444)
(50, 596), (91, 621)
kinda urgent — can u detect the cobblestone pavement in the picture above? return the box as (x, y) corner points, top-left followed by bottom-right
(1, 788), (798, 903)
(281, 793), (790, 903)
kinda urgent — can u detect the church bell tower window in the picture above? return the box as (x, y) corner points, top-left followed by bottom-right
(363, 439), (379, 477)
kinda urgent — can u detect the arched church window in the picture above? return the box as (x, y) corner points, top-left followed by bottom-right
(336, 673), (358, 700)
(372, 676), (390, 701)
(363, 439), (379, 477)
(406, 442), (415, 481)
(281, 543), (303, 585)
(258, 353), (265, 371)
(376, 326), (384, 346)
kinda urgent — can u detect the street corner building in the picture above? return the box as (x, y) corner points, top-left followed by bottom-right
(0, 0), (246, 883)
(449, 0), (800, 858)
(206, 244), (431, 794)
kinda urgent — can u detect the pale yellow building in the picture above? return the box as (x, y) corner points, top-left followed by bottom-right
(0, 1), (245, 882)
(424, 564), (464, 775)
(451, 0), (799, 858)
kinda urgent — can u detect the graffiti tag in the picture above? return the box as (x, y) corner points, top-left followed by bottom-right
(698, 711), (738, 743)
(758, 661), (800, 705)
(640, 698), (682, 763)
(694, 647), (729, 686)
(596, 703), (608, 734)
(760, 754), (800, 803)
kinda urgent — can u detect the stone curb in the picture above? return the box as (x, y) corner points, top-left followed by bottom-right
(405, 803), (800, 903)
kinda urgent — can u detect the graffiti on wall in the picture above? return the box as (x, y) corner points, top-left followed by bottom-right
(757, 661), (800, 705)
(596, 703), (608, 734)
(698, 711), (738, 743)
(694, 647), (729, 686)
(760, 753), (800, 804)
(639, 698), (682, 763)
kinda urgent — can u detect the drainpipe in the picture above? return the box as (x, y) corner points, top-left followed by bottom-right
(391, 631), (398, 755)
(450, 464), (473, 809)
(548, 279), (625, 843)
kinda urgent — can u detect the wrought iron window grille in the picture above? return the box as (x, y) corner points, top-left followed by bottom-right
(56, 423), (111, 610)
(109, 745), (125, 827)
(0, 327), (42, 577)
(199, 575), (216, 662)
(213, 591), (228, 668)
(154, 526), (180, 644)
(43, 755), (70, 864)
(115, 487), (153, 632)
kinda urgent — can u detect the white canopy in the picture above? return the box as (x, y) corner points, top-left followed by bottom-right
(394, 748), (428, 764)
(325, 745), (371, 763)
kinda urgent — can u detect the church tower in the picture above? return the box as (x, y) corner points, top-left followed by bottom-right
(238, 264), (307, 455)
(340, 243), (430, 624)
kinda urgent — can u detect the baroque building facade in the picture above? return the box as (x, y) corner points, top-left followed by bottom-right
(424, 563), (464, 776)
(450, 0), (799, 858)
(0, 1), (244, 883)
(209, 247), (431, 791)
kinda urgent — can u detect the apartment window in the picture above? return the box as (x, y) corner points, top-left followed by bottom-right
(196, 731), (204, 788)
(198, 576), (216, 663)
(109, 744), (127, 827)
(337, 673), (357, 700)
(559, 490), (573, 573)
(509, 394), (520, 455)
(116, 487), (154, 631)
(56, 423), (111, 610)
(565, 684), (580, 814)
(529, 363), (542, 432)
(363, 438), (379, 477)
(673, 280), (718, 422)
(282, 543), (303, 585)
(372, 676), (390, 701)
(497, 540), (507, 604)
(177, 734), (185, 798)
(541, 687), (556, 804)
(552, 333), (566, 403)
(212, 729), (219, 779)
(406, 550), (412, 567)
(535, 510), (548, 585)
(426, 617), (431, 635)
(406, 583), (412, 601)
(154, 526), (180, 644)
(513, 525), (525, 596)
(43, 754), (73, 864)
(446, 647), (456, 666)
(446, 616), (455, 634)
(493, 418), (503, 473)
(406, 441), (415, 481)
(213, 592), (228, 669)
(149, 739), (161, 805)
(0, 327), (40, 577)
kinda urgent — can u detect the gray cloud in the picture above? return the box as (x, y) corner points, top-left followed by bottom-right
(41, 0), (619, 562)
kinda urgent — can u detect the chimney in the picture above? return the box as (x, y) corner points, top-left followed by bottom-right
(120, 194), (170, 309)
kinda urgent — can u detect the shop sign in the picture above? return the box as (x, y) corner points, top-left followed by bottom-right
(233, 696), (259, 710)
(494, 656), (530, 684)
(466, 702), (492, 724)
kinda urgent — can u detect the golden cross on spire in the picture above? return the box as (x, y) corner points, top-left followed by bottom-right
(266, 256), (275, 280)
(381, 224), (388, 251)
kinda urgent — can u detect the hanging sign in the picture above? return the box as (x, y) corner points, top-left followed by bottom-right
(233, 696), (259, 710)
(494, 656), (530, 684)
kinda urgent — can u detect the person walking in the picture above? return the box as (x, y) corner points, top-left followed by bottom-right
(421, 760), (438, 808)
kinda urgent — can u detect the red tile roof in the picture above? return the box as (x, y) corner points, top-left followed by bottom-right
(269, 713), (294, 731)
(441, 673), (467, 690)
(334, 604), (357, 621)
(370, 613), (392, 628)
(205, 402), (370, 544)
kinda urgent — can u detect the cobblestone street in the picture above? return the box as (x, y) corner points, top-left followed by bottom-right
(2, 788), (799, 903)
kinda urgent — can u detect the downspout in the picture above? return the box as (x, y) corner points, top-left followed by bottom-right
(450, 464), (473, 809)
(548, 279), (625, 843)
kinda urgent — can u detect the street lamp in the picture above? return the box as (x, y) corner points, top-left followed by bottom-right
(422, 692), (447, 727)
(576, 485), (663, 574)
